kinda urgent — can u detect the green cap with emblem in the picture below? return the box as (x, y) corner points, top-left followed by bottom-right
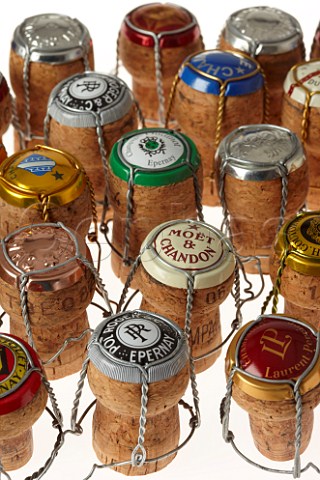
(109, 128), (200, 186)
(275, 211), (320, 276)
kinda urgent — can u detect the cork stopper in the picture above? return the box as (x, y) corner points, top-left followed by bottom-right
(226, 314), (320, 401)
(0, 333), (43, 415)
(47, 72), (133, 128)
(0, 223), (91, 290)
(223, 7), (303, 55)
(0, 73), (11, 136)
(11, 13), (91, 64)
(179, 50), (264, 96)
(88, 310), (188, 384)
(140, 219), (235, 289)
(109, 128), (200, 186)
(274, 211), (320, 276)
(121, 3), (200, 48)
(217, 124), (305, 181)
(0, 145), (86, 208)
(284, 59), (320, 107)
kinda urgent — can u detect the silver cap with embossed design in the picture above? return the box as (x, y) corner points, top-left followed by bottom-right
(140, 219), (235, 289)
(216, 124), (305, 182)
(11, 13), (91, 64)
(223, 6), (303, 56)
(88, 310), (188, 384)
(47, 72), (133, 128)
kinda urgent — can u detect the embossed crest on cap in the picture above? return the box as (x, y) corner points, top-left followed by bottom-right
(141, 220), (235, 289)
(180, 50), (264, 96)
(48, 72), (133, 127)
(284, 60), (320, 107)
(217, 125), (305, 181)
(226, 315), (320, 400)
(224, 7), (302, 55)
(12, 13), (91, 63)
(88, 310), (188, 383)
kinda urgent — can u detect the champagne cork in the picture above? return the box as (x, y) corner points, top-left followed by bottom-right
(0, 333), (48, 470)
(108, 128), (203, 284)
(171, 50), (266, 206)
(10, 13), (94, 150)
(216, 124), (308, 274)
(118, 3), (203, 126)
(310, 22), (320, 58)
(0, 145), (93, 238)
(218, 6), (305, 126)
(270, 211), (320, 330)
(136, 219), (235, 373)
(282, 59), (320, 210)
(0, 73), (12, 155)
(87, 310), (189, 475)
(225, 314), (320, 461)
(0, 223), (96, 380)
(46, 72), (139, 208)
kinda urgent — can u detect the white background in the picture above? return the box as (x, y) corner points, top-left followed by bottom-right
(0, 1), (319, 480)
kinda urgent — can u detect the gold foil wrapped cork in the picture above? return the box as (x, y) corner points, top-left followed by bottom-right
(0, 145), (92, 238)
(0, 223), (96, 379)
(225, 314), (320, 462)
(270, 211), (320, 329)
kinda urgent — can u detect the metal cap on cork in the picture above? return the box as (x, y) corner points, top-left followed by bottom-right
(109, 128), (200, 186)
(140, 219), (235, 289)
(179, 50), (264, 96)
(274, 211), (320, 276)
(0, 145), (86, 209)
(88, 310), (188, 384)
(0, 223), (92, 291)
(217, 124), (305, 181)
(223, 7), (303, 56)
(47, 72), (133, 128)
(121, 3), (200, 48)
(0, 333), (43, 415)
(284, 59), (320, 108)
(11, 13), (92, 64)
(225, 314), (320, 401)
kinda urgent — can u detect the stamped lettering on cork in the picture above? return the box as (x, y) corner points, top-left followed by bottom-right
(98, 314), (179, 366)
(239, 317), (317, 380)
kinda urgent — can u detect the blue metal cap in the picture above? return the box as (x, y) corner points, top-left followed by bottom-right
(179, 50), (264, 96)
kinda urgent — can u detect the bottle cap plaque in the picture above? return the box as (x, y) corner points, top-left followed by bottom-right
(284, 59), (320, 108)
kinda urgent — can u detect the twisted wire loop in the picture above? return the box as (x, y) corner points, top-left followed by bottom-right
(22, 50), (32, 141)
(11, 95), (25, 150)
(70, 355), (90, 433)
(123, 171), (135, 266)
(19, 274), (35, 349)
(131, 369), (149, 467)
(220, 367), (236, 442)
(39, 194), (50, 222)
(260, 66), (270, 123)
(271, 250), (288, 314)
(209, 81), (227, 195)
(189, 167), (204, 222)
(218, 161), (232, 239)
(153, 39), (166, 126)
(293, 387), (303, 479)
(277, 164), (289, 233)
(77, 254), (113, 315)
(132, 95), (146, 128)
(40, 373), (63, 428)
(43, 328), (93, 366)
(301, 93), (311, 145)
(0, 459), (12, 479)
(93, 112), (109, 185)
(114, 29), (121, 77)
(165, 72), (180, 128)
(185, 275), (201, 428)
(117, 253), (143, 313)
(82, 38), (91, 72)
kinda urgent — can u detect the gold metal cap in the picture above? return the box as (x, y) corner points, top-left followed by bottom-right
(0, 145), (86, 209)
(225, 315), (320, 401)
(274, 211), (320, 276)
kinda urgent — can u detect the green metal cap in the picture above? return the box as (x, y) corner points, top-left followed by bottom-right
(109, 128), (200, 186)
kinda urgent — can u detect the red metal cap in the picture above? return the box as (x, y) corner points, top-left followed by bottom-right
(0, 333), (43, 415)
(121, 3), (200, 48)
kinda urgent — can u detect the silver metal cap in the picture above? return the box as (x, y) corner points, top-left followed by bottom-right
(224, 6), (303, 56)
(11, 13), (91, 64)
(217, 124), (305, 181)
(88, 310), (188, 384)
(47, 72), (133, 128)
